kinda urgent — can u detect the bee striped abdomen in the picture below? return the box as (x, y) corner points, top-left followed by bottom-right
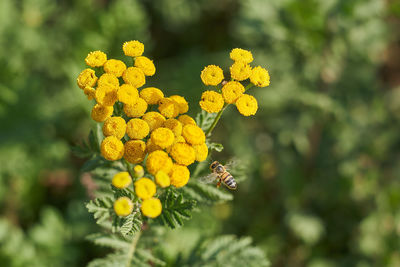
(222, 172), (237, 190)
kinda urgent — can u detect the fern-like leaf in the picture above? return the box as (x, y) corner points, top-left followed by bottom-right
(196, 110), (217, 132)
(86, 233), (130, 250)
(182, 182), (233, 204)
(86, 196), (114, 228)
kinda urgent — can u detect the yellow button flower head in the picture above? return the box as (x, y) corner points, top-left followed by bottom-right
(158, 98), (180, 118)
(98, 73), (120, 88)
(134, 178), (156, 200)
(182, 124), (206, 145)
(170, 143), (196, 166)
(230, 48), (253, 64)
(141, 198), (162, 218)
(123, 40), (144, 57)
(85, 51), (107, 67)
(178, 115), (197, 126)
(124, 140), (146, 164)
(230, 62), (252, 81)
(169, 164), (190, 188)
(146, 150), (173, 175)
(83, 86), (96, 100)
(77, 68), (97, 89)
(199, 91), (224, 113)
(155, 171), (170, 188)
(250, 66), (270, 87)
(221, 81), (245, 104)
(126, 118), (150, 140)
(192, 143), (208, 162)
(101, 136), (124, 161)
(140, 87), (164, 105)
(142, 112), (166, 132)
(146, 139), (162, 153)
(95, 85), (118, 106)
(104, 59), (127, 77)
(166, 135), (186, 153)
(150, 127), (175, 149)
(91, 104), (113, 122)
(102, 116), (127, 139)
(123, 67), (146, 88)
(118, 84), (139, 105)
(114, 197), (133, 217)
(134, 56), (156, 76)
(236, 94), (258, 116)
(134, 165), (144, 178)
(163, 119), (183, 137)
(200, 65), (224, 86)
(124, 97), (148, 118)
(170, 95), (189, 114)
(112, 172), (132, 189)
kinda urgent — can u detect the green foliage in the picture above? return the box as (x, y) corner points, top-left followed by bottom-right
(196, 110), (217, 132)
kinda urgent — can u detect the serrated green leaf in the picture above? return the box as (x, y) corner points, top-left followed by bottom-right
(119, 212), (142, 237)
(196, 110), (217, 132)
(182, 182), (233, 205)
(207, 142), (224, 152)
(86, 233), (130, 250)
(81, 155), (109, 172)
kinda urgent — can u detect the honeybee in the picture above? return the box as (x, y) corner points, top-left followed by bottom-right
(200, 161), (237, 190)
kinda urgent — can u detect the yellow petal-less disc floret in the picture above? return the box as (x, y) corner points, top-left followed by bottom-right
(230, 62), (252, 81)
(124, 140), (146, 164)
(122, 67), (146, 88)
(163, 119), (183, 137)
(142, 112), (166, 131)
(134, 165), (144, 178)
(77, 68), (97, 89)
(83, 86), (96, 100)
(158, 98), (180, 118)
(103, 59), (127, 77)
(124, 97), (148, 118)
(199, 91), (224, 113)
(230, 48), (253, 63)
(126, 118), (150, 140)
(235, 94), (258, 116)
(169, 143), (196, 166)
(141, 198), (162, 218)
(146, 139), (163, 153)
(85, 51), (107, 67)
(150, 127), (175, 149)
(170, 95), (189, 114)
(221, 81), (245, 104)
(140, 87), (164, 105)
(103, 116), (127, 139)
(112, 172), (132, 189)
(169, 164), (190, 188)
(146, 150), (173, 175)
(95, 85), (118, 106)
(118, 84), (139, 105)
(192, 143), (208, 162)
(114, 197), (133, 217)
(182, 124), (206, 145)
(134, 178), (156, 200)
(178, 115), (197, 126)
(200, 65), (224, 86)
(98, 73), (120, 88)
(101, 136), (124, 161)
(250, 66), (270, 87)
(123, 40), (144, 57)
(166, 135), (186, 153)
(134, 56), (156, 76)
(155, 171), (170, 188)
(91, 104), (113, 122)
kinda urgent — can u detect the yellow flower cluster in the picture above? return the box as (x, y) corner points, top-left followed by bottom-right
(199, 48), (270, 116)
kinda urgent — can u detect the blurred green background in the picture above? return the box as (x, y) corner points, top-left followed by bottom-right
(1, 0), (400, 266)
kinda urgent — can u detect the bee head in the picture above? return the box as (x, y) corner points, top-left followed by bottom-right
(210, 161), (219, 170)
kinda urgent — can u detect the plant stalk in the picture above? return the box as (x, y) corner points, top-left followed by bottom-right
(205, 104), (228, 136)
(126, 231), (142, 267)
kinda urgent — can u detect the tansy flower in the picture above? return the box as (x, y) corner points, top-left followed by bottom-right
(77, 69), (97, 89)
(192, 143), (208, 162)
(146, 139), (163, 153)
(91, 104), (113, 122)
(221, 81), (245, 104)
(155, 171), (170, 188)
(122, 67), (146, 88)
(158, 98), (180, 118)
(134, 165), (144, 178)
(103, 116), (127, 139)
(163, 119), (183, 137)
(182, 124), (206, 145)
(83, 86), (96, 100)
(123, 40), (144, 57)
(142, 112), (166, 132)
(134, 178), (156, 199)
(250, 66), (270, 87)
(85, 51), (107, 67)
(230, 48), (253, 63)
(230, 61), (252, 81)
(199, 91), (224, 113)
(140, 87), (164, 105)
(178, 115), (197, 126)
(114, 197), (133, 217)
(98, 73), (120, 88)
(123, 97), (148, 118)
(126, 118), (150, 140)
(166, 136), (186, 153)
(200, 65), (224, 86)
(118, 84), (139, 105)
(95, 85), (118, 106)
(103, 59), (127, 77)
(235, 94), (258, 116)
(112, 172), (132, 189)
(169, 143), (196, 166)
(146, 150), (173, 175)
(141, 198), (162, 218)
(169, 164), (190, 188)
(170, 95), (189, 114)
(134, 56), (156, 76)
(150, 127), (175, 149)
(124, 140), (146, 164)
(101, 136), (124, 161)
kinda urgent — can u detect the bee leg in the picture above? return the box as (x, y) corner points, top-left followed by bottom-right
(216, 179), (221, 188)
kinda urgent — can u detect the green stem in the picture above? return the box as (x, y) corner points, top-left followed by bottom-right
(126, 231), (142, 267)
(205, 104), (228, 136)
(123, 159), (135, 180)
(245, 83), (254, 91)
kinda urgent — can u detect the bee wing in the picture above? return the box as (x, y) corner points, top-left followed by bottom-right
(198, 173), (219, 184)
(224, 158), (240, 171)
